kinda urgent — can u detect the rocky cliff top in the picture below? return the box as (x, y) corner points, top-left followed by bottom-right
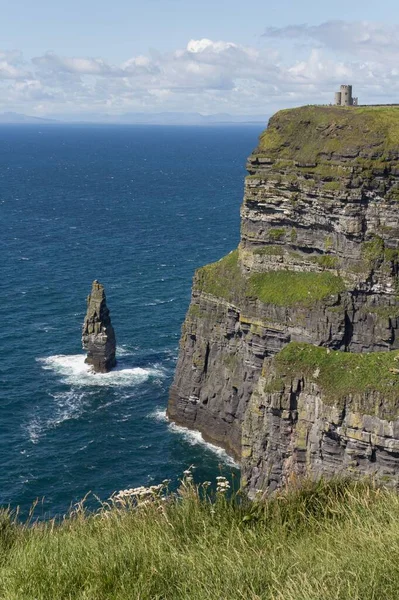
(256, 105), (399, 163)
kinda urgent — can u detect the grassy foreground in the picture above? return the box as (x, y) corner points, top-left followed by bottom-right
(1, 477), (399, 599)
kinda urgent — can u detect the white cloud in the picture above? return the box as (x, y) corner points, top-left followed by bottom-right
(186, 39), (238, 54)
(32, 52), (121, 76)
(263, 20), (399, 62)
(0, 50), (29, 80)
(1, 23), (399, 117)
(286, 49), (352, 82)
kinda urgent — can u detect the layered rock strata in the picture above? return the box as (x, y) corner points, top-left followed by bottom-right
(82, 280), (116, 373)
(167, 105), (399, 491)
(242, 343), (399, 495)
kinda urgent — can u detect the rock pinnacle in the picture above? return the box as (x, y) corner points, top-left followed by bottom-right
(82, 280), (116, 373)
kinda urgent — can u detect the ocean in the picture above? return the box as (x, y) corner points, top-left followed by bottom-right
(0, 123), (264, 518)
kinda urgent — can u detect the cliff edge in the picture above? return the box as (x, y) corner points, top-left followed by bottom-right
(167, 105), (399, 493)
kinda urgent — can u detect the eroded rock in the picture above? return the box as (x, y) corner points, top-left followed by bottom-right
(82, 280), (116, 373)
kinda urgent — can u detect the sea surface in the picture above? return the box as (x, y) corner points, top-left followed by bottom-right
(0, 123), (264, 518)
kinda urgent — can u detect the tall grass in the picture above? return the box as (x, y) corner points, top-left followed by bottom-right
(1, 476), (399, 599)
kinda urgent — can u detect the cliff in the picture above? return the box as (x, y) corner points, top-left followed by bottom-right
(167, 105), (399, 493)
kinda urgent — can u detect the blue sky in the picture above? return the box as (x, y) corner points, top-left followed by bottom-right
(3, 0), (397, 59)
(1, 0), (399, 117)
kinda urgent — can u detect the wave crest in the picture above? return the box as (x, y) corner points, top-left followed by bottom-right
(151, 409), (239, 468)
(38, 354), (165, 388)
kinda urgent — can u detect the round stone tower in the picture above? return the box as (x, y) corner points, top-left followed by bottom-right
(340, 84), (353, 106)
(334, 92), (342, 106)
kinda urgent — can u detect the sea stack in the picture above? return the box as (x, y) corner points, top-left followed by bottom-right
(82, 280), (116, 373)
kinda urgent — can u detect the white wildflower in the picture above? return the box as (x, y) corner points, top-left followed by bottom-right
(216, 476), (231, 493)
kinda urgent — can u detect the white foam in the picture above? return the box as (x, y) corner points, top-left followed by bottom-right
(35, 323), (56, 332)
(116, 345), (133, 357)
(38, 354), (165, 388)
(151, 409), (239, 468)
(25, 390), (89, 443)
(144, 297), (176, 306)
(26, 418), (41, 444)
(51, 390), (89, 424)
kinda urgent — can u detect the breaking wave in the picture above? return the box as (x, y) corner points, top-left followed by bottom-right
(151, 409), (239, 468)
(38, 354), (165, 388)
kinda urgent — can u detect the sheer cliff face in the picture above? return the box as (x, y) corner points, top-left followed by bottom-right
(168, 105), (399, 488)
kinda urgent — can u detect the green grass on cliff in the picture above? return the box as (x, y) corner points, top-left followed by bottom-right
(195, 250), (245, 304)
(273, 342), (399, 415)
(249, 270), (344, 307)
(196, 250), (345, 306)
(2, 479), (399, 599)
(256, 105), (399, 163)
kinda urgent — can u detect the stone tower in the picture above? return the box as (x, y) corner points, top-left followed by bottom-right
(334, 84), (357, 106)
(340, 84), (353, 106)
(334, 91), (342, 105)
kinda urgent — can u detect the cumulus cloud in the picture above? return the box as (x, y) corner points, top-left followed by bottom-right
(186, 38), (241, 54)
(1, 22), (399, 117)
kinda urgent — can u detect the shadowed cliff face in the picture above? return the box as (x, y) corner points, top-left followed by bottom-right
(168, 105), (399, 492)
(82, 280), (116, 373)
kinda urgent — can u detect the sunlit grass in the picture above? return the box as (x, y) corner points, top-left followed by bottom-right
(257, 105), (399, 163)
(1, 477), (399, 599)
(196, 250), (344, 307)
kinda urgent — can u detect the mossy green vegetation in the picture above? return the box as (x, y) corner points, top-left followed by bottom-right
(362, 236), (385, 265)
(361, 235), (399, 275)
(257, 105), (399, 164)
(361, 305), (399, 319)
(196, 251), (345, 307)
(268, 227), (285, 241)
(387, 186), (399, 201)
(322, 181), (341, 192)
(324, 235), (333, 251)
(285, 252), (338, 270)
(188, 304), (205, 319)
(249, 271), (344, 307)
(195, 250), (246, 304)
(274, 342), (399, 412)
(2, 479), (399, 599)
(246, 173), (267, 181)
(253, 245), (284, 256)
(313, 254), (338, 269)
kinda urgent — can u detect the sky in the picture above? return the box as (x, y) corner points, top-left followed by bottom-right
(1, 0), (399, 118)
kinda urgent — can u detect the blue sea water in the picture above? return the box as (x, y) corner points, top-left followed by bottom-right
(0, 123), (263, 518)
